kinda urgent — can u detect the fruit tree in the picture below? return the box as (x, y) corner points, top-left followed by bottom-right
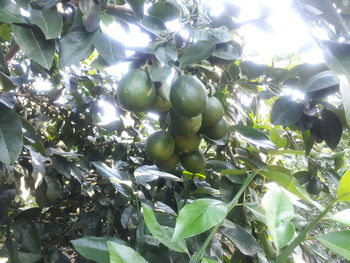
(1, 0), (350, 262)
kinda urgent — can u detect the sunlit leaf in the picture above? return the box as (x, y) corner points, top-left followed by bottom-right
(30, 9), (63, 39)
(317, 230), (350, 260)
(107, 241), (149, 263)
(172, 198), (227, 241)
(337, 170), (350, 201)
(141, 203), (188, 253)
(180, 41), (215, 67)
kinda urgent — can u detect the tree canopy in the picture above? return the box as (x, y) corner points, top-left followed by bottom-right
(1, 0), (350, 262)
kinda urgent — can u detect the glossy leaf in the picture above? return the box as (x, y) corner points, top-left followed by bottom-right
(219, 224), (260, 256)
(107, 241), (149, 263)
(141, 203), (188, 253)
(262, 187), (295, 249)
(80, 0), (101, 32)
(172, 198), (227, 241)
(92, 161), (133, 197)
(29, 9), (63, 39)
(148, 66), (172, 82)
(134, 165), (181, 187)
(233, 125), (276, 149)
(302, 130), (314, 155)
(306, 70), (339, 98)
(337, 170), (350, 201)
(180, 41), (215, 67)
(270, 96), (304, 126)
(0, 0), (25, 23)
(317, 231), (350, 260)
(213, 42), (240, 60)
(259, 165), (322, 209)
(321, 109), (343, 150)
(148, 2), (180, 22)
(126, 0), (144, 18)
(12, 25), (55, 70)
(94, 32), (125, 65)
(59, 27), (95, 67)
(155, 42), (178, 66)
(192, 27), (232, 44)
(72, 236), (125, 263)
(269, 128), (287, 148)
(0, 104), (23, 164)
(329, 209), (350, 226)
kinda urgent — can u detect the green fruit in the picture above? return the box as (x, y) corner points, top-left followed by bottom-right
(155, 152), (179, 171)
(203, 118), (228, 140)
(202, 96), (225, 127)
(293, 171), (310, 185)
(170, 110), (202, 136)
(306, 176), (322, 195)
(117, 69), (155, 112)
(152, 84), (172, 112)
(170, 75), (207, 117)
(145, 131), (175, 162)
(174, 134), (201, 154)
(180, 150), (206, 173)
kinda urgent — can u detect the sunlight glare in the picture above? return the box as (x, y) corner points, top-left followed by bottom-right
(33, 79), (52, 92)
(97, 100), (120, 125)
(102, 22), (151, 48)
(105, 61), (131, 79)
(165, 19), (183, 32)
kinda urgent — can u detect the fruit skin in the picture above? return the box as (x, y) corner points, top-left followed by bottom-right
(155, 152), (179, 171)
(117, 69), (155, 112)
(180, 150), (206, 173)
(152, 84), (172, 112)
(170, 110), (202, 136)
(203, 118), (228, 140)
(202, 96), (225, 127)
(174, 134), (201, 154)
(145, 131), (175, 162)
(306, 176), (323, 195)
(170, 75), (207, 117)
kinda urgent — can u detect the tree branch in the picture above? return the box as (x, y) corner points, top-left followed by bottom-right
(5, 43), (19, 64)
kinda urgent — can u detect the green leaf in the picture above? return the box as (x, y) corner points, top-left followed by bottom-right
(72, 236), (125, 263)
(270, 96), (304, 126)
(180, 40), (215, 67)
(219, 224), (260, 256)
(233, 125), (276, 149)
(306, 70), (339, 99)
(0, 104), (23, 164)
(141, 203), (188, 253)
(94, 32), (125, 65)
(147, 2), (180, 22)
(319, 41), (350, 127)
(213, 42), (240, 60)
(321, 109), (343, 150)
(201, 258), (220, 263)
(172, 198), (227, 241)
(0, 23), (12, 42)
(316, 230), (350, 260)
(337, 170), (350, 201)
(59, 27), (95, 67)
(141, 15), (166, 35)
(21, 117), (45, 155)
(0, 0), (25, 23)
(126, 0), (144, 18)
(192, 27), (232, 44)
(302, 130), (314, 155)
(269, 128), (287, 148)
(12, 25), (55, 70)
(259, 165), (322, 209)
(29, 9), (63, 39)
(107, 241), (149, 263)
(329, 209), (350, 226)
(92, 161), (133, 197)
(80, 0), (101, 32)
(155, 42), (178, 66)
(262, 187), (295, 250)
(148, 66), (172, 82)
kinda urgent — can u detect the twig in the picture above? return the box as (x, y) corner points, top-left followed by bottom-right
(5, 43), (19, 64)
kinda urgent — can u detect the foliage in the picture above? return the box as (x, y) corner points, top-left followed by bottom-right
(1, 0), (350, 262)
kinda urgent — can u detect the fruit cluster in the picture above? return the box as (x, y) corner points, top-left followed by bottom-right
(117, 69), (228, 174)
